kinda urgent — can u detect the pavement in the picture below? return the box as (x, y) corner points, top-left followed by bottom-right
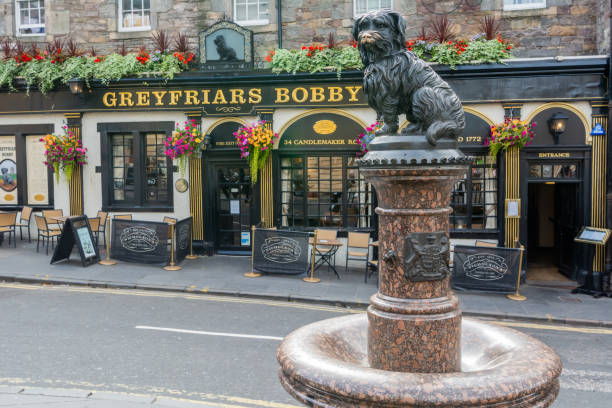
(0, 239), (611, 327)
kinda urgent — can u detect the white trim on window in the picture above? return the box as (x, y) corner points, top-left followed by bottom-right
(15, 0), (45, 37)
(353, 0), (394, 18)
(118, 0), (151, 33)
(233, 0), (269, 26)
(503, 0), (546, 11)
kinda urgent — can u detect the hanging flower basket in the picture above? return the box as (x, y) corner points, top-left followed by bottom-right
(40, 126), (88, 183)
(234, 120), (278, 185)
(164, 120), (205, 178)
(484, 119), (535, 158)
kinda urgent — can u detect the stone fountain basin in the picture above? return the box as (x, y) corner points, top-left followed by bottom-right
(278, 314), (561, 408)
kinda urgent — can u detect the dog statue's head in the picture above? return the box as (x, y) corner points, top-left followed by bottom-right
(352, 9), (406, 66)
(214, 36), (225, 47)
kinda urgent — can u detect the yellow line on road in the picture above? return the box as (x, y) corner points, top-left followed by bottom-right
(2, 282), (611, 335)
(0, 282), (362, 314)
(491, 321), (612, 335)
(0, 379), (302, 408)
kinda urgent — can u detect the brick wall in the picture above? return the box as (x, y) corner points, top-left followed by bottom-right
(0, 0), (607, 65)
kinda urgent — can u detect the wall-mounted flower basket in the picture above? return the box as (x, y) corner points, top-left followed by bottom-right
(40, 126), (88, 183)
(164, 120), (206, 178)
(234, 120), (278, 185)
(484, 119), (535, 159)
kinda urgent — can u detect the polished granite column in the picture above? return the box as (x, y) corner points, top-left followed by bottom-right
(359, 136), (470, 373)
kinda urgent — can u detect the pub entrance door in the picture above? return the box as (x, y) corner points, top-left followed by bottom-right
(212, 162), (256, 254)
(527, 180), (581, 283)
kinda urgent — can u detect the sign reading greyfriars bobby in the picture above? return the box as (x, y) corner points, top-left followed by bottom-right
(252, 229), (310, 275)
(451, 245), (522, 293)
(111, 219), (169, 264)
(404, 232), (450, 281)
(199, 20), (253, 71)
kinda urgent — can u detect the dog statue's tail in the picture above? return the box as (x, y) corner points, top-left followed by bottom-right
(426, 120), (462, 146)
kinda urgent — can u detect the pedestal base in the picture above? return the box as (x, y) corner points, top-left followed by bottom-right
(278, 315), (561, 408)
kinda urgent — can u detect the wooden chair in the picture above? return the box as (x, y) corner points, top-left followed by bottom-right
(163, 216), (177, 243)
(88, 217), (101, 246)
(0, 212), (17, 248)
(314, 228), (338, 271)
(34, 215), (61, 255)
(114, 214), (132, 220)
(15, 205), (33, 242)
(42, 209), (64, 230)
(345, 232), (370, 280)
(96, 211), (108, 247)
(475, 240), (497, 248)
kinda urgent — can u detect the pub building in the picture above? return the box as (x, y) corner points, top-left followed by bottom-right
(0, 55), (608, 287)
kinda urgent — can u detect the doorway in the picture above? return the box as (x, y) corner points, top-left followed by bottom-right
(213, 163), (255, 253)
(527, 182), (579, 283)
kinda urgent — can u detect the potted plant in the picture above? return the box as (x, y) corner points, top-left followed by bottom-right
(40, 126), (88, 183)
(484, 118), (535, 158)
(233, 120), (278, 185)
(164, 119), (205, 177)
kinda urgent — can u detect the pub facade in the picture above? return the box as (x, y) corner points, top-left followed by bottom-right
(0, 55), (607, 286)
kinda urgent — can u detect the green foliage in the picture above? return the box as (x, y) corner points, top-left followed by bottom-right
(0, 52), (191, 94)
(270, 37), (513, 74)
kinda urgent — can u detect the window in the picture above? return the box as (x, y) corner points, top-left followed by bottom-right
(234, 0), (269, 25)
(451, 155), (498, 231)
(99, 122), (173, 211)
(354, 0), (392, 17)
(15, 0), (45, 36)
(0, 124), (54, 208)
(281, 155), (372, 229)
(119, 0), (151, 32)
(503, 0), (546, 11)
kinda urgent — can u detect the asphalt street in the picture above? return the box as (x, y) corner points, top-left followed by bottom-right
(0, 282), (610, 407)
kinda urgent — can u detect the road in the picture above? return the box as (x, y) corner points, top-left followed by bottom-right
(0, 282), (610, 407)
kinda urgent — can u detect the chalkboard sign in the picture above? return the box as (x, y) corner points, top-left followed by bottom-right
(253, 229), (310, 275)
(451, 245), (522, 293)
(575, 226), (611, 246)
(50, 216), (100, 267)
(111, 219), (169, 264)
(174, 217), (192, 264)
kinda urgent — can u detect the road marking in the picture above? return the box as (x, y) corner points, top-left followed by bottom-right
(2, 283), (612, 335)
(0, 379), (302, 408)
(0, 282), (360, 314)
(491, 321), (612, 335)
(135, 325), (284, 341)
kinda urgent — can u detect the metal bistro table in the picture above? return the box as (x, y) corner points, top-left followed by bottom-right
(309, 237), (343, 279)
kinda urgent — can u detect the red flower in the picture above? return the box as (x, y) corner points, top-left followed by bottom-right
(507, 45), (512, 50)
(306, 52), (311, 57)
(302, 46), (306, 50)
(94, 57), (101, 63)
(50, 60), (56, 64)
(265, 55), (272, 62)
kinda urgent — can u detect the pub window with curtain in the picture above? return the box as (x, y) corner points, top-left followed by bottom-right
(354, 0), (392, 17)
(450, 155), (498, 232)
(99, 122), (173, 211)
(15, 0), (45, 36)
(234, 0), (269, 25)
(118, 0), (151, 31)
(280, 155), (372, 230)
(503, 0), (546, 11)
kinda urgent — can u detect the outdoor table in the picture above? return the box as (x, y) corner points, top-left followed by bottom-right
(309, 237), (343, 279)
(47, 215), (68, 229)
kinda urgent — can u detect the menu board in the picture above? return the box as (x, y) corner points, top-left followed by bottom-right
(26, 135), (49, 205)
(575, 227), (612, 246)
(50, 216), (100, 267)
(252, 229), (310, 275)
(0, 136), (17, 205)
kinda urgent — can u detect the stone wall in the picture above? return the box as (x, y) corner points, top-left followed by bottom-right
(0, 0), (606, 64)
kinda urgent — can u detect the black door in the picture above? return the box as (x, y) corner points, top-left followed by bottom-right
(214, 163), (254, 252)
(554, 183), (579, 278)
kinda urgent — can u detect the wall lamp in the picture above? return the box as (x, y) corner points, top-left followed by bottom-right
(548, 112), (568, 144)
(68, 78), (84, 95)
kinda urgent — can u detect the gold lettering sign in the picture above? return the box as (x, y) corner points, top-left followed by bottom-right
(313, 120), (337, 135)
(538, 152), (570, 158)
(99, 85), (364, 110)
(457, 136), (483, 143)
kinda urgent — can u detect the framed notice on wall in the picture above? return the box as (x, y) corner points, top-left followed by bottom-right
(26, 135), (49, 205)
(0, 135), (18, 205)
(505, 199), (521, 218)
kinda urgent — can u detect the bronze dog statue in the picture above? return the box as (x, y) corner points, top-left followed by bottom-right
(353, 9), (465, 146)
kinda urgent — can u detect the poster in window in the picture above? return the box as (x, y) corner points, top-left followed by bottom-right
(26, 135), (49, 205)
(0, 136), (17, 205)
(77, 226), (97, 258)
